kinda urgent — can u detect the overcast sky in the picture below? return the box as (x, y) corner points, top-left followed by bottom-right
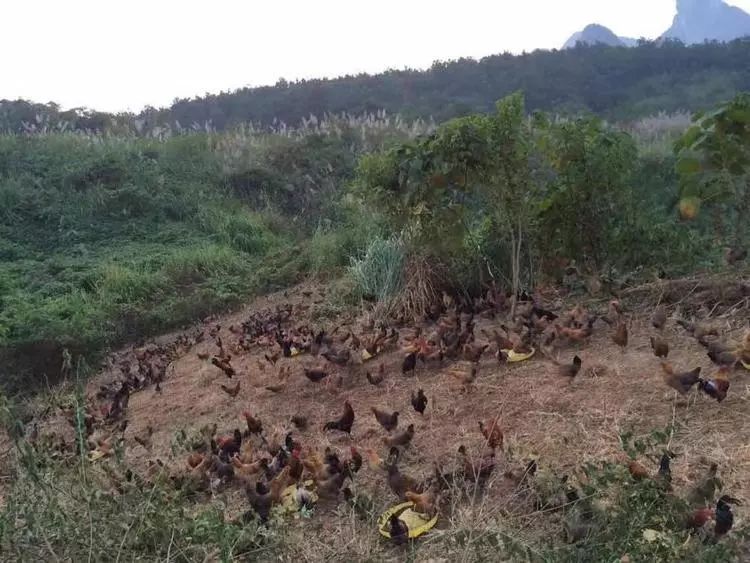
(3, 0), (750, 112)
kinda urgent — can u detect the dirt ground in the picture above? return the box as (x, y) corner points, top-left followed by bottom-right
(95, 286), (750, 506)
(29, 281), (750, 557)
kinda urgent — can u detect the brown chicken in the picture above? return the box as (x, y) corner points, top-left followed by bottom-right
(387, 448), (421, 499)
(660, 362), (701, 394)
(478, 418), (503, 450)
(220, 381), (241, 397)
(650, 336), (669, 359)
(315, 471), (349, 500)
(405, 484), (439, 517)
(371, 407), (399, 432)
(211, 357), (235, 378)
(627, 460), (650, 481)
(242, 411), (263, 435)
(462, 343), (489, 363)
(458, 444), (495, 483)
(652, 305), (668, 330)
(303, 367), (328, 383)
(612, 321), (628, 350)
(383, 424), (414, 448)
(448, 364), (478, 391)
(323, 400), (355, 434)
(187, 452), (205, 469)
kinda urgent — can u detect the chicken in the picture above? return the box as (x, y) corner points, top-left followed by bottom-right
(447, 364), (478, 391)
(402, 352), (417, 376)
(371, 407), (399, 432)
(323, 400), (355, 434)
(383, 424), (414, 448)
(714, 496), (736, 538)
(211, 357), (235, 378)
(290, 415), (308, 430)
(315, 470), (348, 500)
(322, 348), (351, 366)
(187, 452), (205, 469)
(660, 363), (701, 394)
(688, 463), (721, 507)
(405, 484), (439, 517)
(345, 446), (363, 476)
(478, 418), (503, 450)
(627, 460), (650, 481)
(231, 456), (269, 479)
(242, 411), (263, 435)
(245, 481), (273, 523)
(388, 514), (409, 545)
(220, 381), (241, 397)
(366, 364), (385, 386)
(687, 506), (715, 531)
(698, 369), (730, 402)
(462, 343), (488, 363)
(611, 321), (628, 350)
(652, 305), (668, 330)
(386, 448), (421, 499)
(303, 367), (328, 383)
(411, 389), (427, 415)
(458, 444), (495, 483)
(708, 348), (737, 368)
(557, 355), (582, 379)
(650, 336), (669, 359)
(657, 452), (672, 489)
(269, 466), (293, 503)
(360, 448), (384, 472)
(216, 429), (243, 459)
(264, 351), (280, 366)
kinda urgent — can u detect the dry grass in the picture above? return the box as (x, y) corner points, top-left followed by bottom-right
(12, 280), (750, 558)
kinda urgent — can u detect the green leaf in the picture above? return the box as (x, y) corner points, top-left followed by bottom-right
(675, 157), (701, 175)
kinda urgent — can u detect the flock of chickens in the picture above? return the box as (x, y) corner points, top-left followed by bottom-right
(57, 284), (750, 546)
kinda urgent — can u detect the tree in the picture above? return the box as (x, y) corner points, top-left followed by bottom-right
(675, 93), (750, 250)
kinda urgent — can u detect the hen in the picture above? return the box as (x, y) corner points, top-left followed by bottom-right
(411, 389), (427, 415)
(371, 407), (399, 432)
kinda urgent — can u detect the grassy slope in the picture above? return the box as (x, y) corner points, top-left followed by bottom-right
(0, 134), (304, 392)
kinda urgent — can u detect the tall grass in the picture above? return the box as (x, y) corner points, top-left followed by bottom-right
(348, 236), (405, 302)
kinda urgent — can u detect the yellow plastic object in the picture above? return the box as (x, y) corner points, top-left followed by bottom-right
(378, 501), (438, 539)
(741, 360), (750, 371)
(501, 348), (536, 363)
(290, 347), (302, 357)
(281, 480), (318, 512)
(362, 349), (375, 361)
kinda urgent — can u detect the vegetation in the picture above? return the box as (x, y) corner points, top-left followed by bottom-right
(2, 61), (750, 558)
(3, 41), (750, 134)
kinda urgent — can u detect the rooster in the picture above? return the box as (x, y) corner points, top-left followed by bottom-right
(323, 401), (355, 434)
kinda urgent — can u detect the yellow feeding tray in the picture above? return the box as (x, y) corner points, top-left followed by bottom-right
(290, 347), (302, 357)
(378, 501), (438, 540)
(361, 349), (376, 361)
(741, 360), (750, 371)
(501, 348), (536, 363)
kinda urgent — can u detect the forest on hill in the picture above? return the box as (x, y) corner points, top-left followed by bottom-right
(3, 39), (750, 134)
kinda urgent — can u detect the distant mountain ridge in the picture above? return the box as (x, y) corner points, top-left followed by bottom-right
(563, 0), (750, 48)
(563, 24), (637, 49)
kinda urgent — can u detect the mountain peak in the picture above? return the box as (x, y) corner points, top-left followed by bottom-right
(664, 0), (750, 44)
(563, 23), (627, 49)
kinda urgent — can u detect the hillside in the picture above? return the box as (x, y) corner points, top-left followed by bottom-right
(663, 0), (750, 44)
(2, 40), (750, 134)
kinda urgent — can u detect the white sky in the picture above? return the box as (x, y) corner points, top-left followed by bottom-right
(3, 0), (750, 113)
